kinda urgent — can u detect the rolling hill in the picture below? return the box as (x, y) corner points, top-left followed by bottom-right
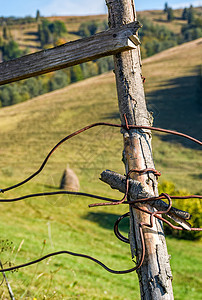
(0, 37), (201, 299)
(1, 7), (201, 53)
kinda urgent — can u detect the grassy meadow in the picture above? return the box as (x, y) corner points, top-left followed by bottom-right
(0, 37), (201, 299)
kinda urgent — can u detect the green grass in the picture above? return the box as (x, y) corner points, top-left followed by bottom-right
(143, 39), (202, 193)
(0, 39), (201, 298)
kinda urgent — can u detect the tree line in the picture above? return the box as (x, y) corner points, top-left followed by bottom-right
(0, 56), (114, 107)
(0, 7), (201, 108)
(0, 16), (36, 26)
(181, 6), (202, 42)
(140, 4), (202, 58)
(138, 18), (177, 58)
(163, 3), (202, 42)
(0, 17), (114, 107)
(38, 19), (67, 48)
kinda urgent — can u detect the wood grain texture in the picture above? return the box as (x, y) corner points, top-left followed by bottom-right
(0, 21), (141, 86)
(106, 1), (174, 299)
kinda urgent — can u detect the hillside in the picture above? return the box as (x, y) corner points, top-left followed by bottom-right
(1, 38), (201, 191)
(138, 7), (202, 33)
(0, 7), (201, 52)
(1, 7), (201, 109)
(0, 15), (107, 52)
(143, 38), (202, 142)
(0, 39), (201, 298)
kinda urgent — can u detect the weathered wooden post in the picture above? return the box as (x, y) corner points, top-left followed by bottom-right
(105, 0), (174, 299)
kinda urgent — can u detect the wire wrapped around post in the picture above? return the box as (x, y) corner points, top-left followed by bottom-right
(0, 121), (201, 274)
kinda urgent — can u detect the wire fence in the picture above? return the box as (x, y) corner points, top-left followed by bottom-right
(0, 119), (201, 275)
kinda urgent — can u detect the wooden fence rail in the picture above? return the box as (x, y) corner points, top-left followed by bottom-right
(0, 21), (140, 86)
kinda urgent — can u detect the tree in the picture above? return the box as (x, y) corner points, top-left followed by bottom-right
(181, 14), (202, 42)
(188, 5), (194, 24)
(49, 20), (67, 36)
(81, 61), (98, 78)
(2, 22), (9, 40)
(2, 40), (26, 61)
(10, 85), (21, 104)
(48, 71), (69, 91)
(182, 8), (188, 20)
(164, 2), (169, 13)
(97, 57), (114, 74)
(44, 28), (52, 45)
(36, 10), (41, 23)
(167, 7), (174, 22)
(38, 19), (67, 47)
(78, 23), (91, 38)
(0, 88), (10, 106)
(70, 65), (83, 82)
(88, 21), (98, 36)
(26, 77), (40, 97)
(78, 21), (98, 38)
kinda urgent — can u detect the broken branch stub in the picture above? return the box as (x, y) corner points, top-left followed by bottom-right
(100, 170), (191, 227)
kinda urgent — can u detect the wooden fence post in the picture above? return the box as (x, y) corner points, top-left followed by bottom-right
(105, 0), (174, 299)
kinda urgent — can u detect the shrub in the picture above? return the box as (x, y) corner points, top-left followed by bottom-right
(158, 181), (202, 240)
(38, 20), (67, 48)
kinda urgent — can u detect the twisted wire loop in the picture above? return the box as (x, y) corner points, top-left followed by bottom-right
(0, 121), (201, 274)
(127, 194), (202, 231)
(89, 168), (161, 207)
(114, 212), (130, 244)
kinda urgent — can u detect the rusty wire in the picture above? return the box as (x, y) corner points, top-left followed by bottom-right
(1, 190), (197, 274)
(114, 212), (130, 244)
(0, 122), (201, 194)
(88, 168), (161, 207)
(0, 121), (201, 274)
(88, 168), (202, 208)
(0, 249), (143, 275)
(0, 190), (201, 233)
(89, 192), (202, 208)
(0, 192), (176, 274)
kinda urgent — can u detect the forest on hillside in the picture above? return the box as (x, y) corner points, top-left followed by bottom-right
(0, 5), (201, 108)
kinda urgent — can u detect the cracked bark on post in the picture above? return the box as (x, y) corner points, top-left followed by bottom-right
(105, 0), (174, 299)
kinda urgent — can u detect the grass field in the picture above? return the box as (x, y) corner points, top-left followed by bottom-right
(0, 39), (201, 299)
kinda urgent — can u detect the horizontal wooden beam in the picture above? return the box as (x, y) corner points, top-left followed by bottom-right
(0, 21), (141, 86)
